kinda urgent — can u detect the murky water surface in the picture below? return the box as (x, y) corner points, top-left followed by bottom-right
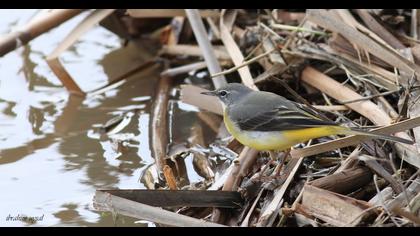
(0, 9), (184, 226)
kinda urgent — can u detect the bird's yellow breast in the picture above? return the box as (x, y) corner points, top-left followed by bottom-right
(223, 110), (340, 151)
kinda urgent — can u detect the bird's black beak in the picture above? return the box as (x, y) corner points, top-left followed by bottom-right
(200, 91), (217, 96)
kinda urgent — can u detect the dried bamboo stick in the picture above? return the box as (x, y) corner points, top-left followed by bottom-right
(93, 191), (225, 227)
(302, 66), (392, 125)
(307, 9), (420, 76)
(290, 115), (420, 169)
(300, 66), (420, 168)
(355, 9), (405, 50)
(185, 9), (227, 89)
(219, 10), (258, 90)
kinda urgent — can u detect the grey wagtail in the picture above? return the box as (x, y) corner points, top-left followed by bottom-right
(201, 83), (413, 152)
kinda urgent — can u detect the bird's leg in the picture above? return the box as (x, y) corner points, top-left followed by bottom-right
(269, 150), (278, 161)
(274, 148), (290, 176)
(257, 151), (276, 180)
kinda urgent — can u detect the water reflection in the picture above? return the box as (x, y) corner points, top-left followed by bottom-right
(0, 10), (159, 226)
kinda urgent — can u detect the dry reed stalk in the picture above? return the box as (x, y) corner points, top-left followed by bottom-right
(300, 66), (420, 168)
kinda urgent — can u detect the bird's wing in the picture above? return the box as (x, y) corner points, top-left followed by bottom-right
(236, 103), (337, 132)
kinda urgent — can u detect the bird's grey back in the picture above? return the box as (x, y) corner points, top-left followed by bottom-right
(227, 90), (298, 121)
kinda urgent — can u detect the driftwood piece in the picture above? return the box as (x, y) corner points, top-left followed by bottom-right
(93, 190), (225, 227)
(301, 185), (374, 226)
(0, 9), (83, 57)
(150, 74), (172, 178)
(186, 9), (227, 89)
(309, 166), (372, 194)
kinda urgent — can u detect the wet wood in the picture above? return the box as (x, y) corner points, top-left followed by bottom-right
(309, 166), (372, 194)
(93, 190), (226, 227)
(97, 189), (243, 208)
(150, 74), (172, 178)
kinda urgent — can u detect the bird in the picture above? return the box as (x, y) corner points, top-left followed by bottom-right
(201, 83), (413, 155)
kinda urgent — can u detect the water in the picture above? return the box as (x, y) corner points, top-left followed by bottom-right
(0, 10), (166, 226)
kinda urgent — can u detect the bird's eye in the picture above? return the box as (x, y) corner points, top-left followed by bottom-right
(219, 90), (228, 97)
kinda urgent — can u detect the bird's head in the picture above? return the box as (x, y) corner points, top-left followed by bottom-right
(201, 83), (253, 106)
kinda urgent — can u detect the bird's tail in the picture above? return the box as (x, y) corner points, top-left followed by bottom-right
(333, 126), (414, 145)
